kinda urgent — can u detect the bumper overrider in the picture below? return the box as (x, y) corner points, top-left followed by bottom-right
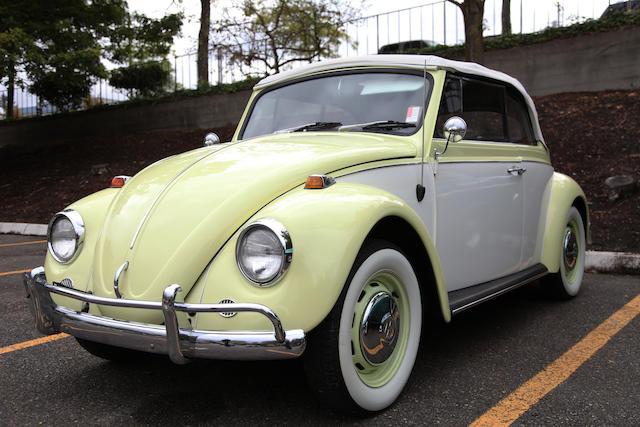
(23, 267), (306, 364)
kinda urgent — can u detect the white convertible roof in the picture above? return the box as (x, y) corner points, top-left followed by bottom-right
(255, 55), (519, 89)
(254, 55), (544, 142)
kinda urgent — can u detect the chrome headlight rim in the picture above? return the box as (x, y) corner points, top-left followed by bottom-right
(47, 210), (85, 264)
(235, 218), (292, 287)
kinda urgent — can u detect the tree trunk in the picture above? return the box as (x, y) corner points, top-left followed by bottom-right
(502, 0), (512, 35)
(197, 0), (211, 89)
(7, 61), (15, 119)
(462, 0), (485, 64)
(447, 0), (485, 63)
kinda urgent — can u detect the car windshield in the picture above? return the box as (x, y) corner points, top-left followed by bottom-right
(241, 72), (431, 139)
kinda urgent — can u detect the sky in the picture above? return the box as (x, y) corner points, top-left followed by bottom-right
(128, 0), (621, 56)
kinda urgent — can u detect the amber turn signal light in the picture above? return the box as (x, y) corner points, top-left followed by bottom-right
(110, 175), (131, 188)
(305, 174), (336, 189)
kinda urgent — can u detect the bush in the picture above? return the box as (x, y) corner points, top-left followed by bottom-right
(109, 60), (172, 97)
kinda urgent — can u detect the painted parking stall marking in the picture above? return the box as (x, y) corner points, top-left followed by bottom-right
(0, 334), (69, 356)
(0, 269), (31, 277)
(0, 240), (47, 248)
(471, 292), (640, 427)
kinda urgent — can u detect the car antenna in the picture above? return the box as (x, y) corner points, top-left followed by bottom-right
(416, 59), (427, 202)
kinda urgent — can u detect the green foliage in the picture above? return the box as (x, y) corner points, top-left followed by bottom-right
(109, 60), (173, 97)
(399, 10), (640, 58)
(0, 0), (130, 110)
(29, 48), (106, 110)
(0, 28), (31, 83)
(0, 0), (181, 111)
(107, 13), (182, 64)
(213, 0), (359, 74)
(105, 11), (182, 97)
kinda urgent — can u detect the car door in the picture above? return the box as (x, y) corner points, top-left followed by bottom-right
(432, 76), (526, 292)
(502, 85), (554, 269)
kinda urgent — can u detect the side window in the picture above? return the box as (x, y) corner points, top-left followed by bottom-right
(435, 75), (535, 145)
(460, 78), (506, 141)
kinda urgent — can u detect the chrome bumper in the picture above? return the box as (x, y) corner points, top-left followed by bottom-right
(23, 267), (306, 363)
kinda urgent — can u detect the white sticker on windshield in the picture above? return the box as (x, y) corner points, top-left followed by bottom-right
(405, 106), (420, 123)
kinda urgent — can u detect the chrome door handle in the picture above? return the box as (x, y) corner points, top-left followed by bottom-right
(507, 166), (527, 176)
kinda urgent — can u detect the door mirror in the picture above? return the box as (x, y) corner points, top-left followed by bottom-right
(443, 116), (467, 143)
(204, 132), (221, 146)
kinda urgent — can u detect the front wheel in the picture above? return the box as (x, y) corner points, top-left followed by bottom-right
(544, 206), (586, 299)
(304, 240), (422, 415)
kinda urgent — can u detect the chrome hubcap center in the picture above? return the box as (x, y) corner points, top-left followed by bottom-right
(563, 229), (579, 271)
(359, 290), (400, 365)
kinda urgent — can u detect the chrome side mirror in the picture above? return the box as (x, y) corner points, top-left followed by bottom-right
(435, 116), (467, 161)
(443, 116), (467, 142)
(204, 132), (221, 146)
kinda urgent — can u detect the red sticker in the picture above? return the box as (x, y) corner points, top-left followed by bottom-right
(405, 106), (420, 123)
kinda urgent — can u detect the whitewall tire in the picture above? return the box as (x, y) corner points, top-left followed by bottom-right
(304, 240), (422, 414)
(544, 207), (586, 299)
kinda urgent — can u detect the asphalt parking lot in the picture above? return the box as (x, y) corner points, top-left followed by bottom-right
(1, 234), (639, 426)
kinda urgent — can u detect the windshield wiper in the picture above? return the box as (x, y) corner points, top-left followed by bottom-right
(274, 121), (343, 133)
(338, 120), (416, 132)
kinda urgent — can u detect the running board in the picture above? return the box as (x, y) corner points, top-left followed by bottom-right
(448, 264), (548, 316)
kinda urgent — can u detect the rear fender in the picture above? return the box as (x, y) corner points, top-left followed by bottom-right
(539, 173), (589, 273)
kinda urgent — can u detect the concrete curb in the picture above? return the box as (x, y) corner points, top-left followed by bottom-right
(1, 222), (638, 275)
(0, 222), (47, 237)
(585, 251), (640, 275)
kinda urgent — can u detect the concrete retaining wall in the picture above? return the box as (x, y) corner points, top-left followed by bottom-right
(1, 26), (638, 148)
(0, 89), (252, 148)
(484, 26), (640, 96)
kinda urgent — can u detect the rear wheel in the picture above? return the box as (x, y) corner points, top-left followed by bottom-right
(304, 240), (422, 415)
(544, 207), (586, 299)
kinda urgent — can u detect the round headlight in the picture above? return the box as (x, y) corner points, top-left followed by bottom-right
(48, 210), (85, 263)
(236, 219), (292, 286)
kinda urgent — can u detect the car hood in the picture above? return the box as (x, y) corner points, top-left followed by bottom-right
(91, 132), (416, 318)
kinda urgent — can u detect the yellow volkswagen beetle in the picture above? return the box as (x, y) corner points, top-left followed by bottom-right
(25, 55), (588, 414)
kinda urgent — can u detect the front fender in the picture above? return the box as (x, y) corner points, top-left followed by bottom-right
(44, 188), (120, 310)
(191, 183), (450, 334)
(540, 173), (589, 273)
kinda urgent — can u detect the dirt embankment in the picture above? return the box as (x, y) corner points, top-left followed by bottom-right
(535, 90), (639, 252)
(0, 90), (638, 252)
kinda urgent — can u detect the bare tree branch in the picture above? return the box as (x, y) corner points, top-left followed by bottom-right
(211, 0), (358, 75)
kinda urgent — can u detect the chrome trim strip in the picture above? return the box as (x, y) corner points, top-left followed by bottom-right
(334, 159), (550, 181)
(24, 268), (305, 362)
(435, 159), (550, 166)
(113, 261), (128, 299)
(333, 161), (421, 179)
(450, 270), (548, 316)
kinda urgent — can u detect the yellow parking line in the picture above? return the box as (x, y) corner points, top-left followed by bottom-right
(0, 240), (47, 248)
(0, 333), (69, 355)
(0, 269), (31, 276)
(471, 293), (640, 427)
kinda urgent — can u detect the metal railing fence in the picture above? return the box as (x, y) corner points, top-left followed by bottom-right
(0, 0), (614, 120)
(343, 0), (613, 56)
